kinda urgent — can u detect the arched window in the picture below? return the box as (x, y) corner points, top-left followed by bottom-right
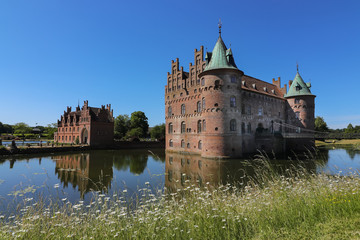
(187, 143), (190, 148)
(181, 139), (185, 148)
(168, 106), (172, 116)
(181, 121), (186, 133)
(215, 80), (220, 88)
(198, 140), (202, 149)
(230, 119), (236, 131)
(247, 123), (252, 133)
(197, 101), (201, 112)
(202, 97), (205, 110)
(181, 104), (186, 115)
(169, 139), (173, 147)
(203, 120), (206, 132)
(168, 123), (173, 134)
(197, 120), (202, 133)
(258, 107), (263, 116)
(230, 96), (236, 107)
(201, 78), (205, 86)
(241, 122), (245, 134)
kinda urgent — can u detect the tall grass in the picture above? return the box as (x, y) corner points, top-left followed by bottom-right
(1, 155), (360, 239)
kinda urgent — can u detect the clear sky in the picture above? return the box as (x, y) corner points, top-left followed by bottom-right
(1, 0), (359, 129)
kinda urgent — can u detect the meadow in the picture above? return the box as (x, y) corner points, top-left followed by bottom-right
(1, 154), (360, 239)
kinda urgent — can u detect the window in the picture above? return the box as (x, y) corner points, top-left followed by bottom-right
(247, 123), (252, 133)
(168, 106), (172, 116)
(197, 120), (202, 133)
(295, 85), (301, 91)
(241, 122), (245, 134)
(181, 104), (186, 115)
(295, 98), (300, 104)
(168, 123), (173, 134)
(230, 96), (236, 107)
(203, 120), (206, 132)
(181, 139), (185, 148)
(241, 104), (245, 114)
(198, 140), (202, 149)
(258, 107), (263, 116)
(169, 139), (173, 147)
(181, 122), (186, 133)
(65, 136), (67, 141)
(187, 143), (190, 148)
(231, 75), (237, 83)
(202, 97), (205, 110)
(197, 101), (201, 112)
(215, 80), (220, 88)
(201, 78), (205, 86)
(197, 78), (200, 85)
(247, 106), (251, 115)
(230, 119), (236, 131)
(295, 112), (300, 119)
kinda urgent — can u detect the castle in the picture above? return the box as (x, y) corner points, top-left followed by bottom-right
(165, 28), (315, 158)
(54, 101), (114, 146)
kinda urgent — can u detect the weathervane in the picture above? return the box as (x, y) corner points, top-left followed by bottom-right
(296, 62), (299, 72)
(218, 18), (222, 36)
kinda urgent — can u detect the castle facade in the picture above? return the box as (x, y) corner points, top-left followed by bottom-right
(54, 101), (114, 146)
(165, 30), (315, 158)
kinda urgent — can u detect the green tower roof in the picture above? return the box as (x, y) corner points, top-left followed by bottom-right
(285, 72), (314, 98)
(204, 35), (238, 72)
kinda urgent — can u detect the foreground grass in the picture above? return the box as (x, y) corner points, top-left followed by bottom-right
(1, 161), (360, 239)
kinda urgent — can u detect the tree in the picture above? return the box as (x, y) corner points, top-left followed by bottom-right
(3, 124), (13, 134)
(0, 122), (3, 134)
(44, 123), (58, 139)
(126, 127), (143, 138)
(150, 124), (165, 140)
(345, 123), (354, 133)
(13, 122), (32, 135)
(314, 116), (329, 132)
(129, 111), (149, 138)
(114, 114), (130, 139)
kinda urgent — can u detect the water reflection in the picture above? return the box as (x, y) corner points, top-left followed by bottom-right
(53, 153), (113, 198)
(165, 151), (330, 192)
(51, 150), (165, 198)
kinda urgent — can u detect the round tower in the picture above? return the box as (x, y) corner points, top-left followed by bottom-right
(284, 70), (316, 130)
(198, 26), (244, 158)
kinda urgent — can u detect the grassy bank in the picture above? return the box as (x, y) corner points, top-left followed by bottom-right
(1, 159), (360, 239)
(316, 139), (360, 147)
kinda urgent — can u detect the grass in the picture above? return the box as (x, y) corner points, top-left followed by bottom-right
(1, 155), (360, 239)
(316, 138), (360, 147)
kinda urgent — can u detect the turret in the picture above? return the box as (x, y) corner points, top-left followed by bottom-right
(284, 70), (316, 130)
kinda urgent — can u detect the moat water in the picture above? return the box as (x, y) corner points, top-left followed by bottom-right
(0, 147), (359, 212)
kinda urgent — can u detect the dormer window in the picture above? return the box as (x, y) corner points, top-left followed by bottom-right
(295, 85), (301, 91)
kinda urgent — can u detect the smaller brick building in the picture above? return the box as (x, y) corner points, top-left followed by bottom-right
(54, 101), (114, 146)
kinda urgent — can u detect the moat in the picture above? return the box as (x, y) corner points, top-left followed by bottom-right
(0, 147), (359, 212)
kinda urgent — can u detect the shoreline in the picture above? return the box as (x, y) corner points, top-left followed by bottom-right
(0, 141), (165, 156)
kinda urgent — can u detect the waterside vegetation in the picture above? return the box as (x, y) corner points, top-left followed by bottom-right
(1, 155), (360, 239)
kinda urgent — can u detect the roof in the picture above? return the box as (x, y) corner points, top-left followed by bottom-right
(284, 72), (314, 98)
(241, 75), (285, 100)
(204, 35), (238, 72)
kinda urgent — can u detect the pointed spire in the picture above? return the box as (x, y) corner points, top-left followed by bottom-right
(284, 70), (314, 98)
(218, 18), (222, 36)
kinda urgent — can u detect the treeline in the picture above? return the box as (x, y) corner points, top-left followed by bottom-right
(315, 116), (360, 139)
(114, 111), (165, 141)
(0, 122), (57, 139)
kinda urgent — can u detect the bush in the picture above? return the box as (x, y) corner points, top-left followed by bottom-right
(24, 134), (36, 139)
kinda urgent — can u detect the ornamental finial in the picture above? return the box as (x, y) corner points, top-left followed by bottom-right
(218, 18), (222, 36)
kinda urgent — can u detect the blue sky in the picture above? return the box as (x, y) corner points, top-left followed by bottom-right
(0, 0), (359, 129)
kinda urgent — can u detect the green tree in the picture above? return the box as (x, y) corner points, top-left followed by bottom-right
(345, 123), (354, 133)
(13, 122), (32, 135)
(129, 111), (149, 138)
(314, 116), (329, 132)
(126, 127), (143, 138)
(0, 122), (3, 134)
(114, 114), (130, 139)
(3, 124), (13, 134)
(150, 124), (165, 140)
(44, 123), (58, 139)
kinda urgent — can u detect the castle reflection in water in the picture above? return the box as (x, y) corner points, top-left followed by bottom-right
(47, 149), (330, 198)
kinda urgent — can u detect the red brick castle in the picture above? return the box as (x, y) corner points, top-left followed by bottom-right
(54, 101), (114, 146)
(165, 26), (315, 158)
